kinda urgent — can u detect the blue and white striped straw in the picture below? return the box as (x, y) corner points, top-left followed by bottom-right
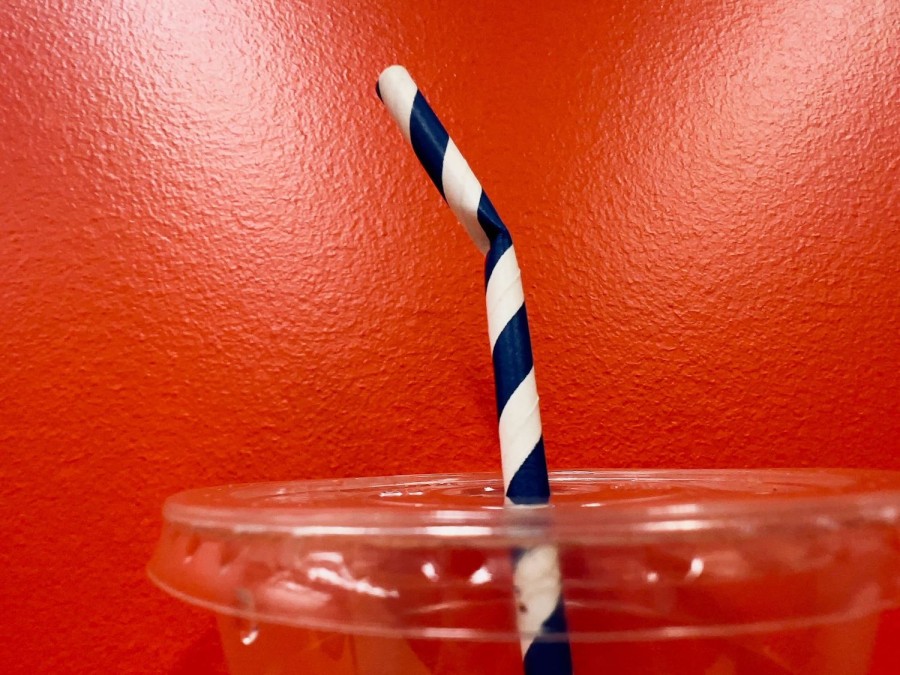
(377, 65), (573, 674)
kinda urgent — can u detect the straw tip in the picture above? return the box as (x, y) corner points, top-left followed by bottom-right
(377, 65), (413, 94)
(379, 64), (410, 79)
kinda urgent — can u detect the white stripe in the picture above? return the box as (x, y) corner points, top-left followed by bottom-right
(514, 545), (563, 654)
(485, 246), (525, 349)
(441, 139), (491, 253)
(377, 65), (418, 144)
(499, 369), (542, 493)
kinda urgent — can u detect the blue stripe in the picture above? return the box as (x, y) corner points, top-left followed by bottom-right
(481, 193), (510, 284)
(491, 303), (533, 416)
(477, 191), (507, 245)
(484, 230), (513, 287)
(506, 437), (551, 505)
(523, 599), (573, 675)
(409, 92), (449, 199)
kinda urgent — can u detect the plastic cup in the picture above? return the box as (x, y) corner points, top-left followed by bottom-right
(149, 469), (900, 674)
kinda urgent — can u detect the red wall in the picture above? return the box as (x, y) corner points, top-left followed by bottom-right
(2, 0), (898, 672)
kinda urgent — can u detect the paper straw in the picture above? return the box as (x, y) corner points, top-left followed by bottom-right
(377, 65), (573, 674)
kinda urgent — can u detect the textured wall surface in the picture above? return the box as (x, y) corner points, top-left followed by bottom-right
(1, 0), (898, 672)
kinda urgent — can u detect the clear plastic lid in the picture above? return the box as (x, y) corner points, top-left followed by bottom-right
(148, 469), (900, 641)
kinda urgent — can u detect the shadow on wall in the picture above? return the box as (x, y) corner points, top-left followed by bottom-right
(170, 626), (227, 675)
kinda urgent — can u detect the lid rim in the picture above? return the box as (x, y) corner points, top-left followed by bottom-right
(161, 469), (900, 540)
